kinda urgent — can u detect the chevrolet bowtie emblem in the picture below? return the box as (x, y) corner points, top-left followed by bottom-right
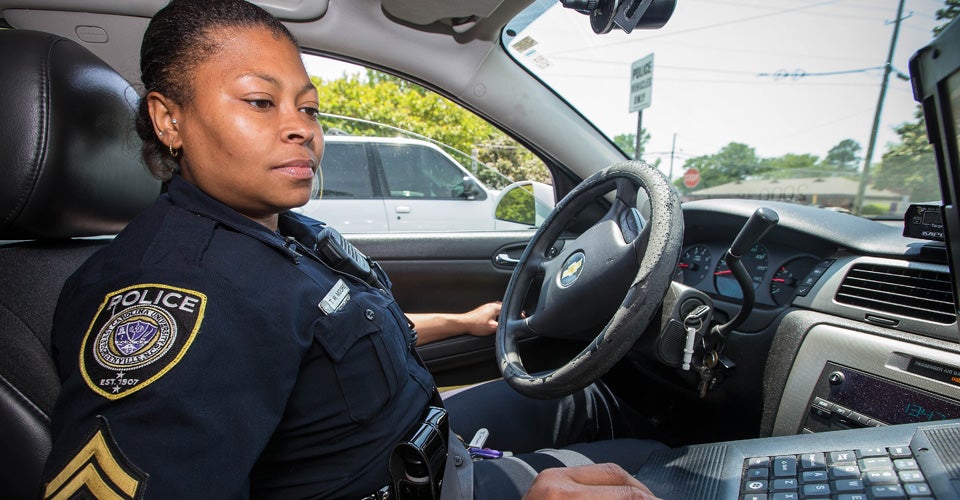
(558, 252), (585, 288)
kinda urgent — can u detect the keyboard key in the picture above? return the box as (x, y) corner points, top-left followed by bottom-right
(857, 447), (886, 458)
(801, 470), (828, 483)
(904, 482), (932, 496)
(893, 458), (917, 470)
(742, 479), (768, 494)
(771, 478), (797, 492)
(742, 494), (767, 500)
(772, 456), (797, 477)
(833, 478), (864, 492)
(829, 465), (861, 479)
(745, 467), (768, 480)
(798, 452), (825, 470)
(869, 484), (906, 498)
(747, 456), (770, 468)
(887, 446), (912, 458)
(771, 493), (798, 500)
(865, 470), (899, 485)
(802, 483), (831, 497)
(858, 457), (892, 470)
(836, 494), (869, 500)
(898, 470), (924, 482)
(829, 451), (857, 465)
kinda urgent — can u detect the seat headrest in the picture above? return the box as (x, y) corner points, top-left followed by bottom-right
(0, 30), (160, 240)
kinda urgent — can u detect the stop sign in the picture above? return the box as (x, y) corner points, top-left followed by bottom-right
(683, 168), (700, 188)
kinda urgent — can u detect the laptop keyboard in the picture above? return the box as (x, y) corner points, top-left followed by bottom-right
(740, 445), (935, 499)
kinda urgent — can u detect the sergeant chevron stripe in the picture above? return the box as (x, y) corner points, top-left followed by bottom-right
(44, 416), (146, 500)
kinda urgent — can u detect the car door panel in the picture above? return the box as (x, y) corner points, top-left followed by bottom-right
(299, 198), (390, 232)
(349, 231), (534, 386)
(387, 198), (497, 232)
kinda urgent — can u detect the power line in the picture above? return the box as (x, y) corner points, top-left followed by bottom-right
(552, 0), (843, 56)
(756, 66), (885, 79)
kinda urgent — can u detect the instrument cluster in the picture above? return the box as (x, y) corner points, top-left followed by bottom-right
(674, 242), (821, 307)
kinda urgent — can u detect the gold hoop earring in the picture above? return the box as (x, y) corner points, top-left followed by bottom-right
(169, 144), (180, 158)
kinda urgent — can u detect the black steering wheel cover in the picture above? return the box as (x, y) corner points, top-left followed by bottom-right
(497, 160), (683, 399)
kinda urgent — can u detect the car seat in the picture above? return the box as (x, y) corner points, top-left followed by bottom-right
(0, 29), (159, 498)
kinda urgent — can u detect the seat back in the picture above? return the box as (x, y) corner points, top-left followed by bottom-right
(0, 29), (159, 498)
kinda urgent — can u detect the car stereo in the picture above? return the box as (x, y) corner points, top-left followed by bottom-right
(802, 361), (960, 433)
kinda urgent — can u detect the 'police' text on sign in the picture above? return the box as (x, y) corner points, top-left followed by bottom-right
(629, 53), (654, 113)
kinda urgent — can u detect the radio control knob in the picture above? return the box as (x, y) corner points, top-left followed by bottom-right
(828, 371), (845, 386)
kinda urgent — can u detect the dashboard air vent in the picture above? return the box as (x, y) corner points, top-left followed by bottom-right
(835, 263), (956, 324)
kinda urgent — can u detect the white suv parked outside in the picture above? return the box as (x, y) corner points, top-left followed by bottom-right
(299, 136), (550, 233)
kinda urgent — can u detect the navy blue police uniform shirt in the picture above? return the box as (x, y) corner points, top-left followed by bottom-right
(42, 174), (436, 499)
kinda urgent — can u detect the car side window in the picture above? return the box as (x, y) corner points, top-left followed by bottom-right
(377, 144), (467, 199)
(303, 53), (554, 233)
(315, 143), (374, 199)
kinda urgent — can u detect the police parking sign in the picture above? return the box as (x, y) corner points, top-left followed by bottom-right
(629, 53), (654, 112)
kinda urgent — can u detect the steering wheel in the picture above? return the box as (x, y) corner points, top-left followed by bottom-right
(496, 160), (683, 399)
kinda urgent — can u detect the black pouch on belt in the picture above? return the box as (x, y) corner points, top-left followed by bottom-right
(389, 406), (449, 500)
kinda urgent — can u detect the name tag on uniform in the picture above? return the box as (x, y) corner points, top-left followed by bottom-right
(319, 279), (350, 315)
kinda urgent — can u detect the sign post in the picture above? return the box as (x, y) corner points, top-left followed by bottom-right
(629, 53), (654, 160)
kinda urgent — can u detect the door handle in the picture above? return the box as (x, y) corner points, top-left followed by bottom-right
(394, 205), (411, 214)
(495, 253), (520, 266)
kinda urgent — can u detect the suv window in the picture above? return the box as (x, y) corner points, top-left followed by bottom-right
(376, 143), (477, 199)
(303, 54), (554, 233)
(317, 142), (374, 198)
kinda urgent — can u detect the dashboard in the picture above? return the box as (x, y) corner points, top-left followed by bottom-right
(676, 199), (955, 338)
(665, 198), (960, 442)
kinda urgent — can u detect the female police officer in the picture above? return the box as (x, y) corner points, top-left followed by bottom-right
(41, 0), (663, 498)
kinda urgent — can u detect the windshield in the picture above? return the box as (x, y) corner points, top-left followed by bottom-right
(504, 0), (953, 219)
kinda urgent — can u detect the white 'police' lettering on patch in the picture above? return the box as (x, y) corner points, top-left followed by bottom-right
(319, 279), (350, 315)
(80, 284), (206, 400)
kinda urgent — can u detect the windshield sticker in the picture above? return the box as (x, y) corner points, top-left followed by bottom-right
(80, 284), (206, 400)
(511, 35), (537, 52)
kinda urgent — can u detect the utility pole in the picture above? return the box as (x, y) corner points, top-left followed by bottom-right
(668, 133), (677, 181)
(853, 0), (906, 215)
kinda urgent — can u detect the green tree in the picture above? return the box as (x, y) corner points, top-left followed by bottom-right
(473, 135), (550, 187)
(311, 72), (550, 186)
(674, 142), (765, 193)
(873, 114), (941, 202)
(934, 0), (959, 35)
(760, 153), (820, 178)
(613, 130), (650, 159)
(822, 139), (862, 173)
(872, 1), (957, 203)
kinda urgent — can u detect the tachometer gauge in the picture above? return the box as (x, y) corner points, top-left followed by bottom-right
(676, 245), (711, 285)
(770, 257), (818, 306)
(713, 244), (768, 299)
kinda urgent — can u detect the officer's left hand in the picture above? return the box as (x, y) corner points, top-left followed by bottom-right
(461, 301), (501, 337)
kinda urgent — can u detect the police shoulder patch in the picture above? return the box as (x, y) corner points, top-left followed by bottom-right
(44, 416), (147, 499)
(80, 283), (206, 399)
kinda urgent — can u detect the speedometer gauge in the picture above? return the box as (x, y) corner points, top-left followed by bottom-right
(713, 244), (768, 299)
(770, 257), (818, 306)
(676, 245), (711, 285)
